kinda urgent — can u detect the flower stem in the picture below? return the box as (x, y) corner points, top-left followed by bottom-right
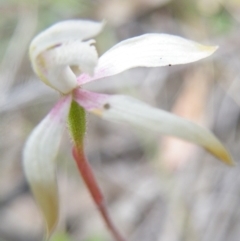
(72, 146), (127, 241)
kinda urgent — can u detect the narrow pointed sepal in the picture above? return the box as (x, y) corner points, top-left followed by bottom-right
(23, 95), (71, 237)
(74, 89), (233, 165)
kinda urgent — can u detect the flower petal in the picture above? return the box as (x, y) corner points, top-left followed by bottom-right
(23, 95), (71, 236)
(30, 19), (104, 60)
(43, 66), (78, 94)
(77, 34), (217, 84)
(41, 40), (98, 94)
(44, 40), (98, 75)
(74, 89), (233, 165)
(30, 20), (102, 94)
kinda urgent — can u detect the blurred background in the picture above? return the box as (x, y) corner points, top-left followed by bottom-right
(1, 0), (240, 241)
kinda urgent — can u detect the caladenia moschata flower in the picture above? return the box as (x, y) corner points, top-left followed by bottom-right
(23, 19), (234, 241)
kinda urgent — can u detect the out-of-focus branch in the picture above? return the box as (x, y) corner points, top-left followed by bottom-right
(0, 4), (37, 106)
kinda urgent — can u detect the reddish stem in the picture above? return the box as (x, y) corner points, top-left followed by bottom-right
(72, 146), (126, 241)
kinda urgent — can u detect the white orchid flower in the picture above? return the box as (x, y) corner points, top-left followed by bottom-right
(23, 19), (233, 241)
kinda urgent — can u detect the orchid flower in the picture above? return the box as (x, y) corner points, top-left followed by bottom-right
(23, 19), (233, 241)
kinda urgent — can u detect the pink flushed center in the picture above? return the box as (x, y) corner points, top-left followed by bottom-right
(73, 89), (109, 111)
(77, 73), (92, 85)
(77, 68), (107, 85)
(49, 95), (72, 120)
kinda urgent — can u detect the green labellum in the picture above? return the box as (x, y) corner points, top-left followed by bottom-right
(68, 100), (86, 146)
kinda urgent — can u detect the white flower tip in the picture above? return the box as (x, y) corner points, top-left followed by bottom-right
(36, 188), (59, 238)
(197, 43), (218, 56)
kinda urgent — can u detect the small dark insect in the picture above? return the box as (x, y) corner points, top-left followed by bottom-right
(103, 103), (110, 109)
(169, 64), (172, 66)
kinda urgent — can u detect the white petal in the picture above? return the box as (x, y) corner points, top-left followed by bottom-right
(44, 66), (78, 94)
(23, 95), (71, 236)
(30, 19), (104, 60)
(38, 40), (99, 94)
(77, 34), (217, 84)
(74, 89), (232, 165)
(30, 20), (102, 94)
(44, 40), (98, 74)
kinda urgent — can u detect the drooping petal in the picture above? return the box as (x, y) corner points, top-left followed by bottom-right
(30, 19), (104, 60)
(77, 34), (217, 84)
(74, 89), (233, 165)
(23, 95), (71, 237)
